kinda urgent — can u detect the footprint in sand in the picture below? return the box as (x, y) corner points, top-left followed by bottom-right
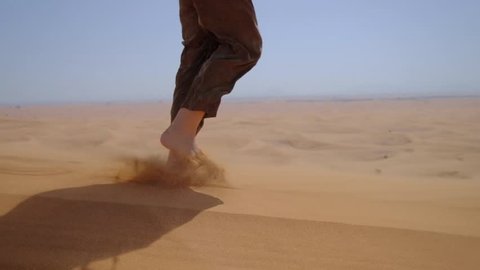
(376, 133), (412, 146)
(265, 132), (333, 151)
(276, 138), (330, 151)
(436, 170), (470, 180)
(347, 149), (395, 162)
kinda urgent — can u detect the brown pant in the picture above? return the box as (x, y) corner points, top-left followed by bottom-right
(171, 0), (262, 130)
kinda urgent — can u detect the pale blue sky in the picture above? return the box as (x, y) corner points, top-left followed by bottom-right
(1, 0), (479, 104)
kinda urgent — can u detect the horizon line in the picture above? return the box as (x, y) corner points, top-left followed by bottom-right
(1, 93), (480, 107)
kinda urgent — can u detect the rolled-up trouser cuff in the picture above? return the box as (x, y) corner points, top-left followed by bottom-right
(182, 92), (222, 118)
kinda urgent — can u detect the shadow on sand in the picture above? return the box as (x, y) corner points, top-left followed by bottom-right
(0, 182), (223, 269)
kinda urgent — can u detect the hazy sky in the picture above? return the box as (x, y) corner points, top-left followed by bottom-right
(1, 0), (479, 104)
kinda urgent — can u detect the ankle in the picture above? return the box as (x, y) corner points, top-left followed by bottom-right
(167, 122), (196, 138)
(170, 108), (205, 135)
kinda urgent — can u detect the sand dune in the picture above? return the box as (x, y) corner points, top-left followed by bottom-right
(1, 98), (480, 269)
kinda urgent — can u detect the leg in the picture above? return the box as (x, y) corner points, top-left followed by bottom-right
(181, 0), (263, 118)
(161, 0), (214, 166)
(171, 0), (218, 133)
(162, 0), (262, 165)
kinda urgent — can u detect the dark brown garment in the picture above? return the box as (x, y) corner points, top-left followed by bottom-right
(172, 0), (262, 130)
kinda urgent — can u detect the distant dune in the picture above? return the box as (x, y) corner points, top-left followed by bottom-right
(1, 98), (480, 269)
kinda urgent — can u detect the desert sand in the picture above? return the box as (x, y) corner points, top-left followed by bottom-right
(1, 97), (480, 269)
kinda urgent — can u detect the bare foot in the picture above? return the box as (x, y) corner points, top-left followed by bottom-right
(161, 108), (205, 169)
(161, 126), (199, 155)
